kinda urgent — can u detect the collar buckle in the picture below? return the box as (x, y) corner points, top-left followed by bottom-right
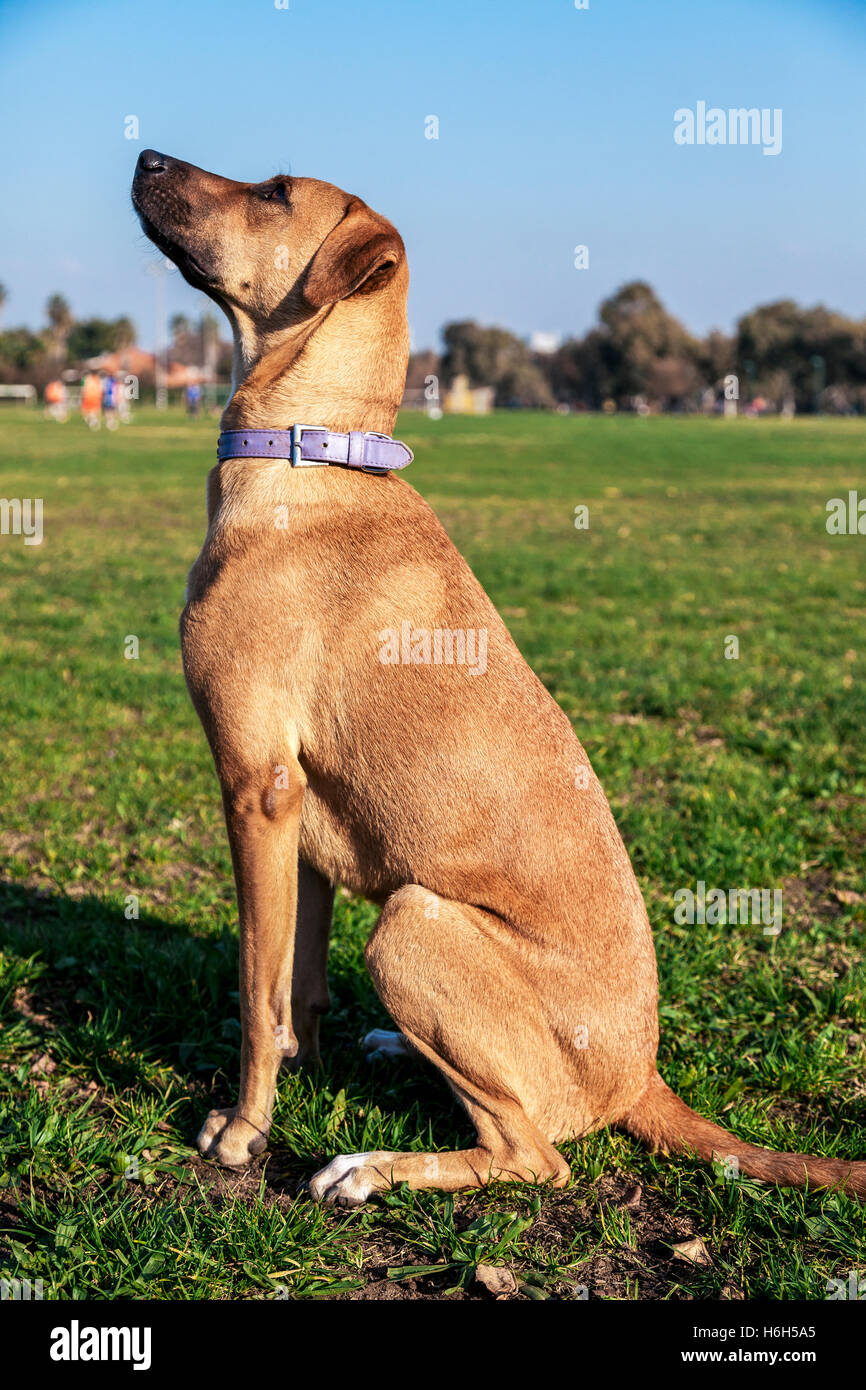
(290, 423), (327, 467)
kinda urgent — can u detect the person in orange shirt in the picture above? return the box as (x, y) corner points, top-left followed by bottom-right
(80, 372), (103, 429)
(44, 379), (68, 422)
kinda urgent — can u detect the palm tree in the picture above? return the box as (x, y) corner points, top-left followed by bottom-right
(170, 313), (191, 345)
(45, 293), (74, 362)
(112, 316), (136, 350)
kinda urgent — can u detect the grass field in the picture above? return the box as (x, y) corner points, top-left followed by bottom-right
(1, 406), (864, 1301)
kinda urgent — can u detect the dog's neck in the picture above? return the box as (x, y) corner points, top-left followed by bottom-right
(220, 279), (409, 438)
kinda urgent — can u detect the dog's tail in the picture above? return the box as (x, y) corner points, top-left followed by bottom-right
(621, 1070), (866, 1198)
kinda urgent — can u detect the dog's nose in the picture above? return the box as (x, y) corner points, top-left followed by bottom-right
(137, 149), (169, 174)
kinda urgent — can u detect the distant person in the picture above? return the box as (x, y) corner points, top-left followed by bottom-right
(116, 374), (132, 424)
(44, 379), (68, 422)
(102, 372), (119, 429)
(80, 372), (103, 429)
(185, 381), (202, 418)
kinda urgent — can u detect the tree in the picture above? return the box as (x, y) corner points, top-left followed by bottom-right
(549, 330), (618, 410)
(497, 358), (554, 408)
(596, 282), (700, 405)
(67, 316), (126, 361)
(736, 300), (866, 412)
(441, 321), (553, 407)
(112, 316), (136, 350)
(696, 329), (736, 391)
(0, 327), (47, 385)
(63, 315), (136, 361)
(547, 286), (703, 410)
(648, 356), (701, 410)
(0, 283), (6, 327)
(45, 292), (73, 361)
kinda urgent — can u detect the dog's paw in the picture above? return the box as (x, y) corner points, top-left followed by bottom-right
(196, 1107), (268, 1168)
(307, 1151), (398, 1207)
(362, 1029), (414, 1062)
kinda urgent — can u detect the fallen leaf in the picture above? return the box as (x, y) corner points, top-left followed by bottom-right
(834, 889), (864, 906)
(620, 1183), (642, 1212)
(720, 1282), (745, 1300)
(475, 1264), (517, 1296)
(672, 1236), (712, 1268)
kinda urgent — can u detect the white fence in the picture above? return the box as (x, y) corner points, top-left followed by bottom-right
(0, 384), (36, 404)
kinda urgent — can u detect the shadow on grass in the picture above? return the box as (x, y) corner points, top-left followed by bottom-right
(0, 879), (470, 1161)
(0, 878), (243, 1085)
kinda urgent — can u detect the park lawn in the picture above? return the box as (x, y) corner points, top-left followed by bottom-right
(0, 405), (864, 1300)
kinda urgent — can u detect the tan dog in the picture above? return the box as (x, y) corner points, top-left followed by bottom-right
(132, 151), (864, 1205)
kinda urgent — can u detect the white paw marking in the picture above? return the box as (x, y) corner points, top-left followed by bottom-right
(308, 1151), (397, 1206)
(362, 1029), (413, 1061)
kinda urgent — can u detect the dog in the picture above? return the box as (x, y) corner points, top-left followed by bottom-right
(132, 150), (864, 1205)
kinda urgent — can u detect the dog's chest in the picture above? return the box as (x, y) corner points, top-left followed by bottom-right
(180, 535), (315, 707)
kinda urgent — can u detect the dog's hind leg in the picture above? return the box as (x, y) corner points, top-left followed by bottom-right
(288, 858), (334, 1070)
(308, 885), (571, 1205)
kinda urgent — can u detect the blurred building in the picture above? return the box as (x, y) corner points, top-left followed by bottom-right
(529, 330), (561, 355)
(85, 346), (212, 389)
(442, 373), (494, 414)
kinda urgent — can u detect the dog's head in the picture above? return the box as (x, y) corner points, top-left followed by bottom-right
(132, 149), (406, 342)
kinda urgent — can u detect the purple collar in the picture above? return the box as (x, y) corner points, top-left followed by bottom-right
(217, 425), (413, 475)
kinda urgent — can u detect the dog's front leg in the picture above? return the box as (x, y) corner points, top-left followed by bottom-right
(197, 761), (306, 1168)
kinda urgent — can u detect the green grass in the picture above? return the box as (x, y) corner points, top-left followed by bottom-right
(1, 405), (864, 1300)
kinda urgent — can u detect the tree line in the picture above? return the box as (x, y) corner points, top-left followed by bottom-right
(0, 290), (232, 388)
(407, 282), (866, 414)
(2, 280), (864, 413)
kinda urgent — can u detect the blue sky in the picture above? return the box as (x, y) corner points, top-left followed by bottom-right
(1, 0), (864, 351)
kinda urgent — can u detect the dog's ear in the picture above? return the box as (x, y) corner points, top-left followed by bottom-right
(302, 199), (404, 309)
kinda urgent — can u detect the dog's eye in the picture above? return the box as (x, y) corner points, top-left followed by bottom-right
(259, 184), (288, 205)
